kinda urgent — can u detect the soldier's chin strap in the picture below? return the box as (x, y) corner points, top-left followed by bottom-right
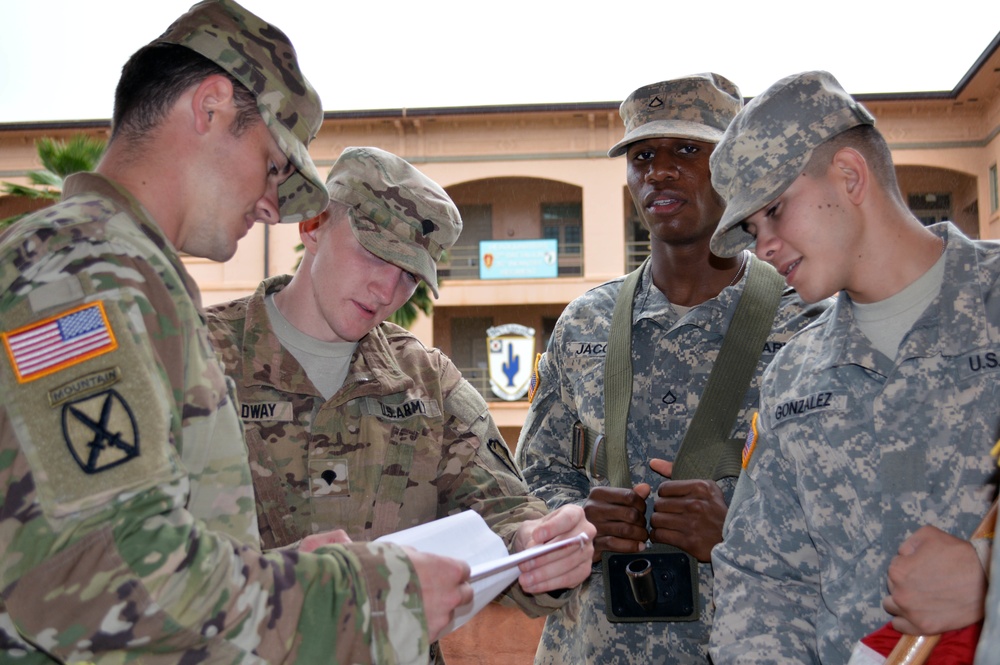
(601, 254), (785, 487)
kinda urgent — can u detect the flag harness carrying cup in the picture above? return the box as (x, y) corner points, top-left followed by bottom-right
(597, 254), (784, 622)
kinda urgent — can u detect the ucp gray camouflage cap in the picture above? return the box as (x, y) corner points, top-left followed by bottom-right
(326, 147), (462, 298)
(607, 73), (743, 157)
(709, 70), (875, 258)
(157, 0), (328, 224)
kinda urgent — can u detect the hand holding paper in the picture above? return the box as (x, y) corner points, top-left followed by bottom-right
(511, 503), (596, 594)
(376, 509), (593, 636)
(470, 531), (590, 582)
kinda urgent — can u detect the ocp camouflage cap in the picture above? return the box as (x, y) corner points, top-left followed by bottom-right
(607, 73), (743, 157)
(157, 0), (328, 224)
(326, 147), (462, 298)
(709, 70), (875, 258)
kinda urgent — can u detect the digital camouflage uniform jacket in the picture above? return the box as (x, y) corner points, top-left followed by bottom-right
(205, 277), (567, 616)
(0, 174), (429, 664)
(515, 257), (827, 664)
(710, 224), (999, 664)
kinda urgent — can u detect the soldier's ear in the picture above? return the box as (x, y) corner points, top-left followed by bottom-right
(832, 147), (869, 206)
(192, 74), (235, 135)
(299, 211), (326, 251)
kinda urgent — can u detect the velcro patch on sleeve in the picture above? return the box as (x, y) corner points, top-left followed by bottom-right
(742, 412), (759, 470)
(2, 297), (180, 522)
(3, 302), (117, 383)
(527, 353), (542, 403)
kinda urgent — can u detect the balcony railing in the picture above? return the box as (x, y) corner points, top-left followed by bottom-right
(437, 242), (649, 279)
(456, 366), (530, 402)
(438, 243), (583, 280)
(626, 241), (650, 273)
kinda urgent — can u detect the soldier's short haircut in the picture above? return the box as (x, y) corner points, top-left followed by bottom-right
(804, 125), (901, 199)
(111, 43), (259, 143)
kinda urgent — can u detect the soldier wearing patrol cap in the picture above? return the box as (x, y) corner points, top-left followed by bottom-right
(206, 146), (596, 664)
(706, 70), (999, 664)
(514, 74), (826, 663)
(0, 2), (473, 662)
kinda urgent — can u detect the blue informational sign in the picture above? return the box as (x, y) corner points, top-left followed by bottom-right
(479, 239), (558, 280)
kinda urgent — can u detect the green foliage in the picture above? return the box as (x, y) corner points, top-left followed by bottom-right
(387, 281), (433, 329)
(1, 135), (107, 231)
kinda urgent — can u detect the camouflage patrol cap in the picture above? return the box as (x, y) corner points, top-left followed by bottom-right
(157, 0), (328, 224)
(326, 147), (462, 298)
(710, 70), (876, 257)
(607, 73), (743, 157)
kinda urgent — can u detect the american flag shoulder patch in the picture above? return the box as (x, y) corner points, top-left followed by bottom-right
(742, 411), (759, 469)
(527, 353), (543, 403)
(3, 302), (118, 383)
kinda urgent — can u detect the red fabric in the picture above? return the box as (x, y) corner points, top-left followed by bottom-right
(860, 622), (983, 664)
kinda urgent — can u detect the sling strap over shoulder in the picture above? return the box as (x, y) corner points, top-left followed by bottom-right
(600, 255), (784, 488)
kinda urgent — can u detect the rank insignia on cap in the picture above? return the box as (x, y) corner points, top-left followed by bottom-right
(527, 353), (542, 403)
(3, 302), (117, 383)
(742, 412), (759, 469)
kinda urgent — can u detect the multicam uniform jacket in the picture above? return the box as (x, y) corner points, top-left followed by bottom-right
(515, 257), (826, 664)
(0, 174), (429, 664)
(710, 224), (999, 664)
(205, 276), (566, 610)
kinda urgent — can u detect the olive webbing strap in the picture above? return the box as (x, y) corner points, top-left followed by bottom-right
(671, 256), (784, 480)
(602, 255), (784, 488)
(602, 258), (647, 488)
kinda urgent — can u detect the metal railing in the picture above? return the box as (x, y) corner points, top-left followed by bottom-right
(456, 367), (531, 402)
(625, 241), (650, 272)
(436, 242), (650, 280)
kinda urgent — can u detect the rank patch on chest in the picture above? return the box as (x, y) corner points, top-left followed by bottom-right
(309, 458), (350, 498)
(3, 302), (117, 383)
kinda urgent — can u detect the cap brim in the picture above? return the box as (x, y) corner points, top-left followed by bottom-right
(259, 104), (329, 224)
(608, 119), (725, 157)
(710, 157), (807, 258)
(349, 215), (440, 298)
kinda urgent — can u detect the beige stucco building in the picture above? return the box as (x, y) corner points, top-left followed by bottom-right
(2, 36), (999, 665)
(2, 39), (999, 451)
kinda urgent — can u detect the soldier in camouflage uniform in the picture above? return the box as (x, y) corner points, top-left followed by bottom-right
(513, 74), (827, 664)
(708, 70), (998, 663)
(205, 146), (597, 663)
(0, 2), (473, 662)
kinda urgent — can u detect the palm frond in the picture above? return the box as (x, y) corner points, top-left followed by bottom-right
(1, 134), (107, 203)
(0, 214), (25, 232)
(37, 135), (106, 177)
(0, 182), (58, 199)
(387, 281), (434, 329)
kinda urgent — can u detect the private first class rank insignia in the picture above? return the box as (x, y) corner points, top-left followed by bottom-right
(3, 302), (118, 383)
